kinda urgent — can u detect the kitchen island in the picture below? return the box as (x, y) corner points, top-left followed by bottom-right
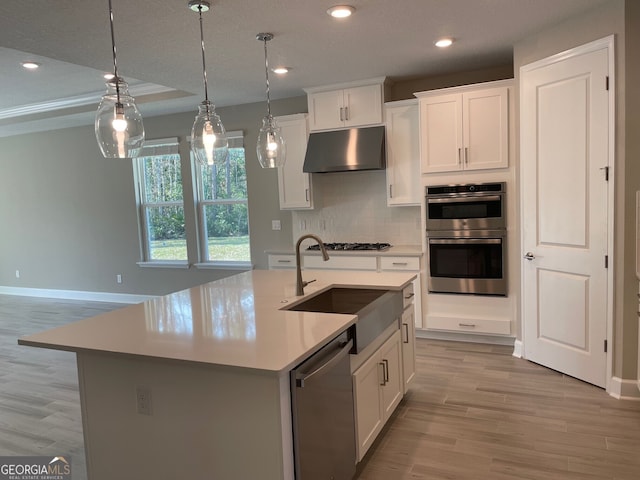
(18, 269), (416, 480)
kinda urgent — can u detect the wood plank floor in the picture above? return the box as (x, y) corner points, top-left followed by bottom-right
(1, 295), (639, 480)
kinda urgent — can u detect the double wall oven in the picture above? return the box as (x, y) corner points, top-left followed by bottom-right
(426, 182), (507, 296)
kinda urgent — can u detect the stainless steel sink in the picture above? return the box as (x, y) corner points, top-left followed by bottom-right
(284, 287), (402, 353)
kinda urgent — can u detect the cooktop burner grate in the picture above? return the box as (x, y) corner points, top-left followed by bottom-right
(306, 242), (392, 251)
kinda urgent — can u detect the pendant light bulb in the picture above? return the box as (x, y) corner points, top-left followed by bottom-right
(256, 33), (286, 168)
(95, 0), (145, 158)
(189, 1), (228, 167)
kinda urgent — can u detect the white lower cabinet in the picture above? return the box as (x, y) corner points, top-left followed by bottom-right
(353, 329), (402, 461)
(400, 285), (416, 393)
(267, 254), (295, 269)
(380, 256), (423, 329)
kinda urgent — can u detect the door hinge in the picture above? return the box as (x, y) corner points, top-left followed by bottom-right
(606, 76), (609, 91)
(604, 339), (608, 353)
(604, 255), (609, 268)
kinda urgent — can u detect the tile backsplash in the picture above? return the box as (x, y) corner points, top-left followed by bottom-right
(291, 170), (422, 245)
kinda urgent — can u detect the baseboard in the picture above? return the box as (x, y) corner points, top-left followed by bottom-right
(512, 340), (523, 358)
(608, 376), (640, 400)
(0, 286), (153, 304)
(415, 329), (515, 346)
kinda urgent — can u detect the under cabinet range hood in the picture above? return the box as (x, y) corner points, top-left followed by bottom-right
(302, 126), (386, 173)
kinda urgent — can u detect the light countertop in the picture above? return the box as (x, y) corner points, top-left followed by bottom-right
(266, 244), (423, 257)
(18, 269), (416, 374)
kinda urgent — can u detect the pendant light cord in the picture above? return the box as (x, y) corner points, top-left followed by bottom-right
(263, 38), (271, 117)
(197, 5), (210, 108)
(107, 0), (121, 104)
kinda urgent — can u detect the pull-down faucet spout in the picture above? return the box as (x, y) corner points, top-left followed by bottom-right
(295, 234), (329, 296)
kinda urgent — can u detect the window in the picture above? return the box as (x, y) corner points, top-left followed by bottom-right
(195, 131), (251, 265)
(135, 138), (187, 264)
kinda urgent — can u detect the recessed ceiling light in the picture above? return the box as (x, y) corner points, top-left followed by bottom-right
(21, 61), (40, 70)
(327, 5), (355, 18)
(272, 67), (290, 75)
(435, 38), (454, 48)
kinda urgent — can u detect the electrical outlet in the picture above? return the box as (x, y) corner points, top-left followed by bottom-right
(15, 270), (20, 279)
(136, 386), (152, 415)
(116, 274), (122, 284)
(271, 220), (281, 231)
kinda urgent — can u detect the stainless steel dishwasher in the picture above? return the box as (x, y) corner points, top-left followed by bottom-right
(290, 330), (356, 480)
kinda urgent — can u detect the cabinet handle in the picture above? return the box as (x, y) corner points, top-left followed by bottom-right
(459, 323), (476, 328)
(277, 260), (292, 263)
(465, 147), (469, 164)
(305, 188), (309, 202)
(393, 262), (408, 266)
(344, 106), (349, 121)
(339, 107), (344, 122)
(378, 362), (386, 386)
(403, 323), (409, 343)
(382, 359), (389, 383)
(404, 292), (415, 299)
(458, 148), (462, 165)
(389, 184), (393, 198)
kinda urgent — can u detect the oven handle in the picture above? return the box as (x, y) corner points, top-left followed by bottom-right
(429, 238), (502, 245)
(427, 195), (502, 204)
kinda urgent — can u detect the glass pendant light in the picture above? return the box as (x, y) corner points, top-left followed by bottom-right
(189, 1), (228, 166)
(256, 33), (286, 168)
(95, 0), (145, 158)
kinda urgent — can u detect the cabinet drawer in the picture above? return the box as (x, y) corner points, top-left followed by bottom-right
(303, 255), (377, 270)
(380, 256), (420, 271)
(402, 283), (415, 310)
(268, 254), (296, 269)
(426, 315), (511, 335)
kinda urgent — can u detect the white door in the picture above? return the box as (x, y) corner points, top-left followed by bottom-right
(521, 41), (611, 387)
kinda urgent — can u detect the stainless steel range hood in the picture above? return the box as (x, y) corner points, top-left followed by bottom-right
(302, 126), (386, 173)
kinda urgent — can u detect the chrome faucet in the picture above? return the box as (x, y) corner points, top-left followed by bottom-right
(295, 234), (330, 296)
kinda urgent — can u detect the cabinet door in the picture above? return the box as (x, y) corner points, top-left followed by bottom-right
(385, 102), (420, 206)
(307, 90), (344, 131)
(420, 94), (463, 173)
(353, 351), (384, 461)
(344, 84), (383, 128)
(401, 307), (416, 393)
(276, 114), (313, 209)
(463, 87), (509, 170)
(379, 330), (403, 421)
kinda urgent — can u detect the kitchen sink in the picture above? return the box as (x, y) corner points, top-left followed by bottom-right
(284, 287), (402, 353)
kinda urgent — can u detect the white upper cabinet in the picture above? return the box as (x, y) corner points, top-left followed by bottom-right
(384, 100), (421, 206)
(416, 81), (511, 173)
(276, 114), (313, 210)
(305, 79), (385, 131)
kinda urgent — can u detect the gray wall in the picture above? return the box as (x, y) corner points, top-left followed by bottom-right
(0, 96), (307, 296)
(513, 0), (639, 381)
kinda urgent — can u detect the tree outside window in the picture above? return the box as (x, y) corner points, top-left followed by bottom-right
(196, 131), (250, 264)
(136, 139), (187, 263)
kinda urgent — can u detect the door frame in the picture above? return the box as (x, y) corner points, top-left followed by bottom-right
(518, 35), (615, 393)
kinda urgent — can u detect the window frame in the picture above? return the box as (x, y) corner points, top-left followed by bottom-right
(134, 137), (189, 268)
(192, 130), (252, 269)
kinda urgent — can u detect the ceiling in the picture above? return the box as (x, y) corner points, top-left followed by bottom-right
(0, 0), (610, 137)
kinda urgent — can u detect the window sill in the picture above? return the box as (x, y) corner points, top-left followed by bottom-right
(137, 261), (190, 269)
(194, 262), (253, 271)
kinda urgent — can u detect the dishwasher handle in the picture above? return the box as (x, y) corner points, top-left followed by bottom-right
(295, 339), (353, 388)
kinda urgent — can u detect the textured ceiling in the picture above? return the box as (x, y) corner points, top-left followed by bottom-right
(0, 0), (611, 136)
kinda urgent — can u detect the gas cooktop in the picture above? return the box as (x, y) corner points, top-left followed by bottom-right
(306, 242), (392, 251)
